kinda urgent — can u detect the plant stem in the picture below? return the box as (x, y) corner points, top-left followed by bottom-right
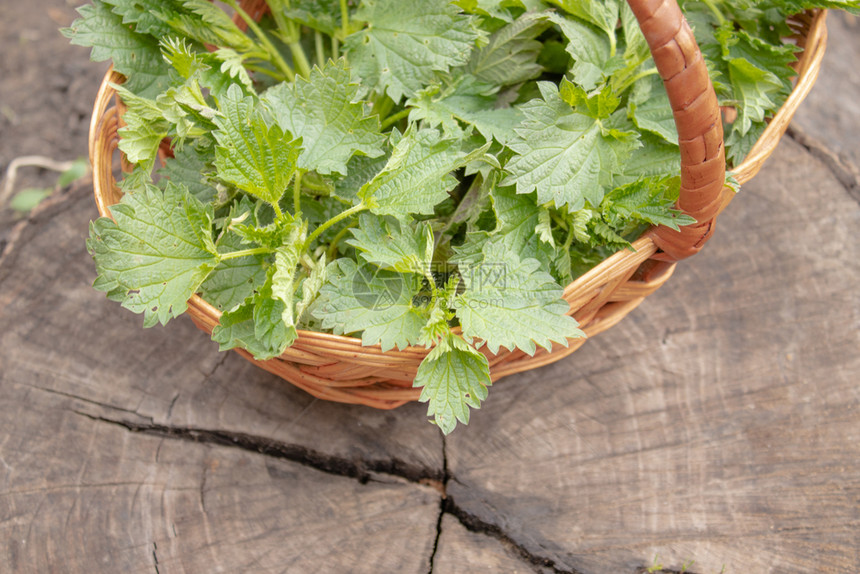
(289, 40), (313, 78)
(550, 210), (568, 231)
(379, 108), (411, 131)
(301, 179), (332, 194)
(293, 170), (304, 214)
(272, 200), (284, 220)
(563, 225), (575, 251)
(315, 31), (326, 68)
(326, 223), (355, 259)
(220, 246), (272, 261)
(701, 0), (727, 25)
(244, 63), (284, 81)
(267, 0), (291, 36)
(340, 0), (350, 39)
(331, 35), (340, 59)
(373, 95), (394, 122)
(305, 202), (367, 249)
(266, 0), (312, 76)
(227, 0), (295, 81)
(615, 67), (659, 94)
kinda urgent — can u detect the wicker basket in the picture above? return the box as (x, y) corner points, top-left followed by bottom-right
(88, 1), (829, 409)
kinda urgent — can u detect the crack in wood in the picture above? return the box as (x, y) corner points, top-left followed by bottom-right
(427, 435), (448, 574)
(74, 411), (445, 486)
(442, 498), (584, 574)
(786, 124), (860, 205)
(633, 567), (705, 574)
(76, 410), (578, 573)
(31, 385), (154, 424)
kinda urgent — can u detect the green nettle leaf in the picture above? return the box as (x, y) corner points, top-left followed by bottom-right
(628, 73), (678, 145)
(201, 249), (267, 313)
(620, 2), (649, 65)
(716, 25), (797, 138)
(87, 181), (220, 327)
(212, 278), (296, 361)
(559, 80), (620, 120)
(270, 238), (305, 347)
(101, 0), (176, 37)
(282, 0), (345, 37)
(62, 0), (170, 98)
(466, 13), (551, 88)
(163, 0), (256, 53)
(455, 238), (584, 355)
(296, 253), (328, 323)
(407, 76), (524, 144)
(725, 57), (784, 136)
(213, 85), (302, 207)
(503, 82), (639, 212)
(200, 200), (267, 312)
(455, 0), (514, 22)
(344, 0), (481, 102)
(615, 132), (680, 183)
(314, 259), (428, 351)
(113, 86), (170, 172)
(725, 120), (767, 166)
(335, 153), (390, 204)
(210, 221), (305, 359)
(536, 208), (555, 246)
(232, 214), (299, 249)
(490, 186), (559, 267)
(262, 59), (385, 175)
(159, 142), (219, 204)
(161, 38), (253, 98)
(546, 0), (620, 37)
(347, 214), (434, 273)
(211, 301), (274, 359)
(547, 12), (614, 91)
(359, 127), (490, 218)
(602, 177), (695, 230)
(414, 333), (492, 435)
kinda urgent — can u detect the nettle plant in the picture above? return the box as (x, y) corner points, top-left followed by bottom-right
(65, 0), (858, 433)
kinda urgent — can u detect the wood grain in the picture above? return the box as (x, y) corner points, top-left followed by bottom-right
(0, 373), (440, 573)
(432, 515), (553, 574)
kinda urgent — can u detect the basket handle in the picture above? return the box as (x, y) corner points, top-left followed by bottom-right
(627, 0), (726, 262)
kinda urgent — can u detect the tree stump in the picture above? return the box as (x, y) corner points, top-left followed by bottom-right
(1, 5), (858, 574)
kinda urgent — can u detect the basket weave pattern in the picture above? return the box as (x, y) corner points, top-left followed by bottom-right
(88, 2), (828, 409)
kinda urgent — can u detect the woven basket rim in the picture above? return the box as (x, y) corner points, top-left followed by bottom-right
(88, 9), (829, 359)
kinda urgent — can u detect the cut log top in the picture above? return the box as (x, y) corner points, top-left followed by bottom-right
(1, 5), (860, 574)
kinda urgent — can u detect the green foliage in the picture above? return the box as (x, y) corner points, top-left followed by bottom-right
(347, 214), (434, 273)
(262, 59), (385, 175)
(62, 0), (170, 98)
(68, 0), (858, 433)
(415, 333), (492, 435)
(358, 127), (489, 218)
(213, 85), (302, 208)
(455, 238), (583, 355)
(313, 259), (429, 352)
(344, 0), (481, 102)
(87, 182), (220, 327)
(504, 82), (638, 212)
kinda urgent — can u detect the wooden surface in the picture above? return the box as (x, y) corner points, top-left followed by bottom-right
(1, 8), (859, 574)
